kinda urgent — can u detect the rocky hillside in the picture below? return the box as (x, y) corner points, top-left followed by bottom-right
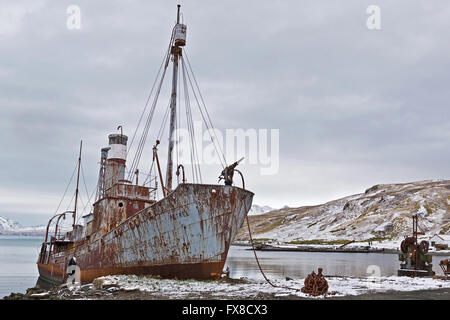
(236, 180), (450, 243)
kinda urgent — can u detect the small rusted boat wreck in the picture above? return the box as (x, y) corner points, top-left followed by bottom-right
(37, 5), (253, 284)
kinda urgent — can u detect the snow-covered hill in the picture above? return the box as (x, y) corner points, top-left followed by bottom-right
(248, 204), (275, 215)
(0, 216), (22, 231)
(0, 216), (46, 236)
(237, 180), (450, 243)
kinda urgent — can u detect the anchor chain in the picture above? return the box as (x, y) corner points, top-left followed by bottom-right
(301, 268), (329, 296)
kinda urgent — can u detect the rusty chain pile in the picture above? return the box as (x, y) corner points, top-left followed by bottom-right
(301, 268), (329, 296)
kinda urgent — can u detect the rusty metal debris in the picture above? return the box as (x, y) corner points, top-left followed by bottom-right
(440, 259), (450, 275)
(398, 215), (435, 277)
(433, 259), (450, 280)
(301, 268), (328, 296)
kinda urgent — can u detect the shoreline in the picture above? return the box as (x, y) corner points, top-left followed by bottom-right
(232, 242), (450, 256)
(4, 274), (450, 300)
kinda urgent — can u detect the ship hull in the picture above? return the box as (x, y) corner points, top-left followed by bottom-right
(38, 183), (253, 284)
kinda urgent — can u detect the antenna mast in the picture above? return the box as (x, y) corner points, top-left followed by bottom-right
(165, 4), (186, 192)
(73, 140), (82, 230)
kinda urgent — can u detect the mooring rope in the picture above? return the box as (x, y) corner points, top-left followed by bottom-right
(244, 211), (301, 292)
(237, 173), (301, 292)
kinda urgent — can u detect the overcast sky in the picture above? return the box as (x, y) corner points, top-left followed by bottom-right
(1, 0), (449, 226)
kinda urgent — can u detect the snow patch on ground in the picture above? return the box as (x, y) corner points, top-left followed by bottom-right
(92, 274), (450, 299)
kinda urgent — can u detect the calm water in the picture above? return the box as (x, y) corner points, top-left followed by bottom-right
(225, 246), (450, 281)
(0, 236), (43, 298)
(1, 238), (449, 298)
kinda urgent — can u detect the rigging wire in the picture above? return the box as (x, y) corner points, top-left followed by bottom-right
(126, 53), (167, 156)
(142, 160), (155, 187)
(78, 173), (97, 223)
(65, 191), (76, 213)
(184, 50), (227, 168)
(181, 59), (196, 182)
(141, 96), (171, 187)
(182, 54), (226, 169)
(80, 162), (91, 206)
(156, 97), (172, 141)
(79, 187), (96, 222)
(53, 160), (78, 215)
(126, 62), (169, 181)
(126, 26), (176, 182)
(181, 56), (202, 183)
(127, 25), (176, 155)
(141, 97), (171, 188)
(78, 193), (86, 217)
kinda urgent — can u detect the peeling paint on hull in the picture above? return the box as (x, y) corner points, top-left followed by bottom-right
(38, 183), (253, 284)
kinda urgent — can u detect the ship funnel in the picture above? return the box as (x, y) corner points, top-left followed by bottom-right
(107, 133), (128, 161)
(104, 132), (128, 190)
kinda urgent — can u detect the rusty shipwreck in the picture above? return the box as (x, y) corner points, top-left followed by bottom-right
(37, 5), (254, 285)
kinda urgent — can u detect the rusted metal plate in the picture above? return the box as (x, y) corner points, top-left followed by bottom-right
(38, 183), (253, 284)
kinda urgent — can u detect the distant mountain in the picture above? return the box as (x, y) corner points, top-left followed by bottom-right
(249, 205), (275, 216)
(0, 216), (22, 231)
(0, 216), (46, 236)
(237, 180), (450, 243)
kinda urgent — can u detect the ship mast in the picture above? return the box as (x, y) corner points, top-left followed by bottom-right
(165, 4), (185, 192)
(73, 140), (82, 230)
